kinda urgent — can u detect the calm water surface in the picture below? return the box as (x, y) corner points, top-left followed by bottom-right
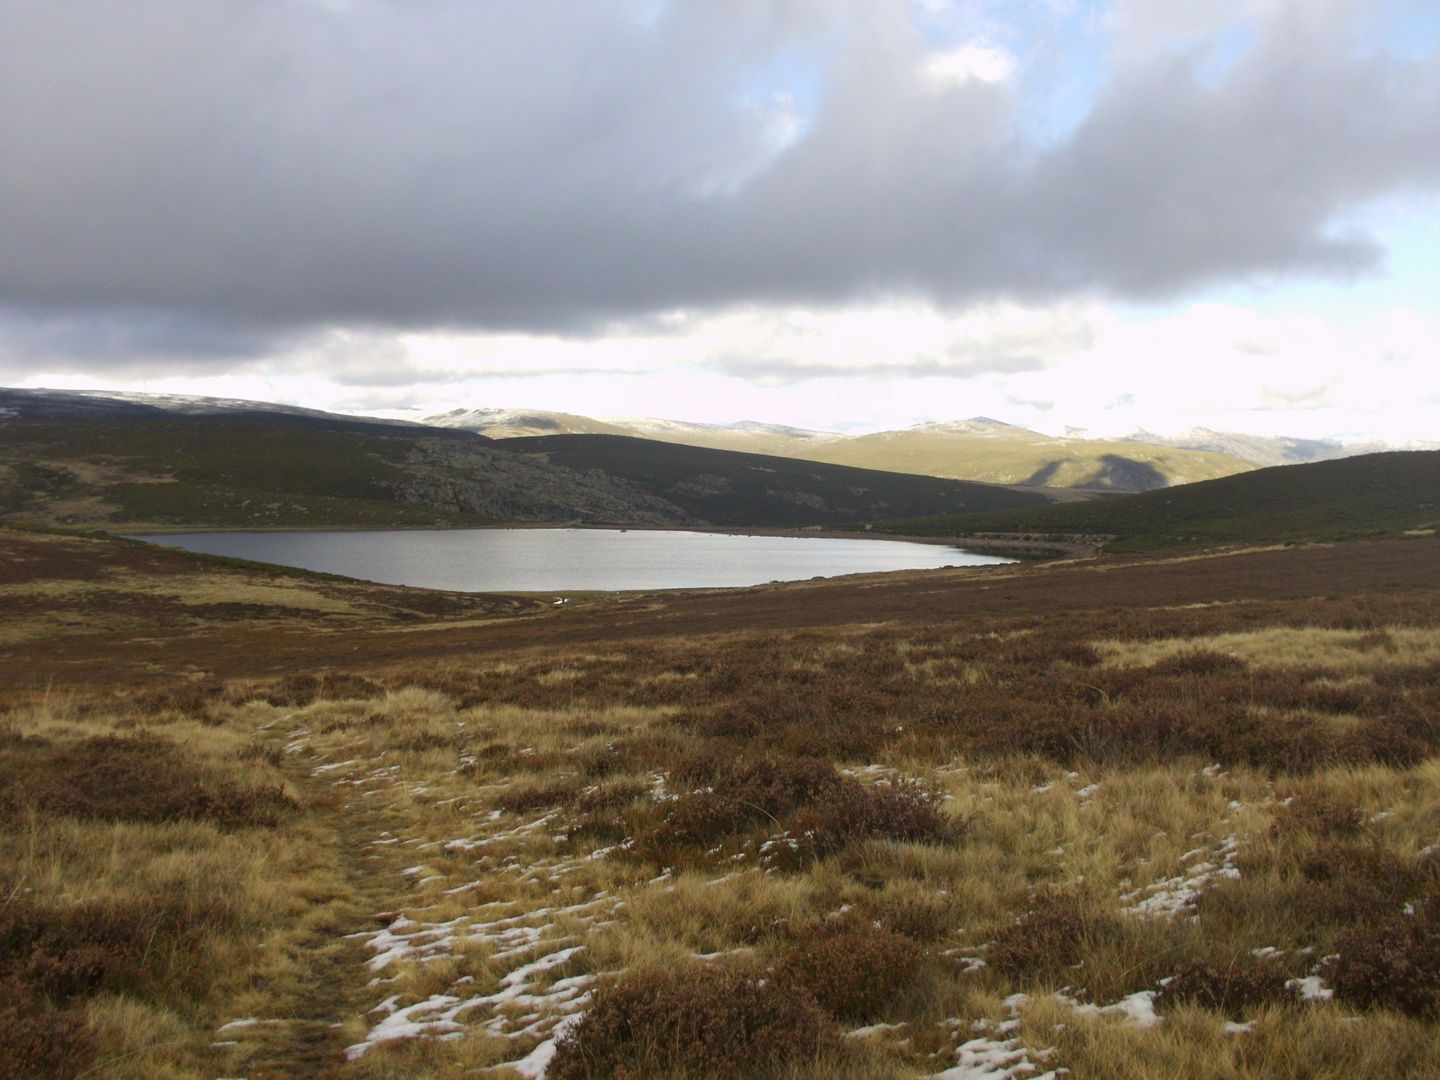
(138, 528), (1009, 592)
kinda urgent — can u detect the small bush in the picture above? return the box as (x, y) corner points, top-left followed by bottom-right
(776, 925), (922, 1020)
(986, 895), (1117, 977)
(1151, 650), (1246, 676)
(548, 966), (840, 1080)
(237, 740), (284, 768)
(389, 730), (456, 753)
(134, 680), (223, 721)
(629, 757), (843, 864)
(881, 895), (960, 942)
(1155, 959), (1294, 1018)
(1322, 917), (1440, 1017)
(765, 779), (954, 869)
(1295, 845), (1424, 926)
(253, 671), (382, 706)
(575, 780), (650, 812)
(497, 779), (583, 812)
(0, 1005), (98, 1080)
(0, 734), (298, 829)
(1271, 791), (1364, 838)
(0, 895), (230, 1005)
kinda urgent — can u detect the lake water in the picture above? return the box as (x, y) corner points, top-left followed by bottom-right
(137, 528), (1009, 592)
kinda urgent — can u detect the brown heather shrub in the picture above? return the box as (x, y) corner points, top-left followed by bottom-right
(1322, 916), (1440, 1017)
(0, 1005), (98, 1080)
(497, 778), (584, 812)
(251, 671), (383, 706)
(881, 894), (960, 942)
(573, 743), (624, 778)
(1271, 791), (1365, 838)
(237, 740), (284, 768)
(0, 895), (231, 1005)
(776, 925), (923, 1020)
(575, 779), (650, 813)
(133, 679), (224, 721)
(1149, 649), (1247, 676)
(548, 966), (840, 1080)
(1336, 716), (1430, 767)
(986, 895), (1119, 978)
(978, 756), (1055, 788)
(629, 757), (843, 865)
(389, 729), (458, 753)
(1154, 959), (1295, 1018)
(763, 778), (954, 870)
(0, 734), (298, 829)
(1295, 844), (1427, 926)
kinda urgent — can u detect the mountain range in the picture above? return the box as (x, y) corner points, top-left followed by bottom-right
(0, 387), (1043, 531)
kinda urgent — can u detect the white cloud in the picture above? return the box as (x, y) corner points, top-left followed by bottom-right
(15, 296), (1438, 445)
(920, 43), (1015, 90)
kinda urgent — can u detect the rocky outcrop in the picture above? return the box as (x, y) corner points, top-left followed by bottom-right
(393, 439), (701, 525)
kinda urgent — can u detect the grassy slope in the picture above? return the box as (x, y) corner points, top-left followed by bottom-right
(478, 414), (1255, 492)
(459, 410), (1255, 493)
(873, 450), (1440, 552)
(790, 423), (1256, 490)
(500, 433), (1049, 526)
(5, 530), (1440, 1079)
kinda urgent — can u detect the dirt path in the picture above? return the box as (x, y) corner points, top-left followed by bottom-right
(225, 720), (418, 1079)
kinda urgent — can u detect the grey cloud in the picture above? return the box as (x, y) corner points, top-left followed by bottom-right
(0, 0), (1437, 360)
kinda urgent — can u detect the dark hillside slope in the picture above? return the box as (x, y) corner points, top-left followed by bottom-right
(502, 433), (1049, 527)
(0, 385), (483, 441)
(0, 419), (696, 529)
(874, 451), (1440, 552)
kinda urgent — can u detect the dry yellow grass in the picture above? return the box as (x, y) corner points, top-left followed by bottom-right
(1098, 626), (1440, 674)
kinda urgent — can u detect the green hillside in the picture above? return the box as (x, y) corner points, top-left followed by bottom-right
(501, 433), (1049, 527)
(792, 420), (1255, 491)
(425, 409), (1257, 493)
(872, 451), (1440, 552)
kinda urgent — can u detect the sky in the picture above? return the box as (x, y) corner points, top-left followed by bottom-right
(1, 0), (1438, 442)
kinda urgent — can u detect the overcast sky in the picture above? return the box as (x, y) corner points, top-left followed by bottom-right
(2, 0), (1438, 440)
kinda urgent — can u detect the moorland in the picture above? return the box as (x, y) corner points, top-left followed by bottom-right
(4, 396), (1440, 1080)
(5, 519), (1440, 1080)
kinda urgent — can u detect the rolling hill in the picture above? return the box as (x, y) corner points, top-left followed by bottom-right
(872, 450), (1440, 552)
(1, 388), (1046, 530)
(788, 419), (1254, 490)
(423, 408), (1257, 493)
(498, 433), (1048, 527)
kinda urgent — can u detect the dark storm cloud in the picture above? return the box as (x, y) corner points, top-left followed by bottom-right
(0, 0), (1437, 358)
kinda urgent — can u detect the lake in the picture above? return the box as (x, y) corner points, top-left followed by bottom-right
(136, 528), (1009, 592)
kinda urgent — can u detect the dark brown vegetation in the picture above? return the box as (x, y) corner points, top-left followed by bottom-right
(1323, 911), (1440, 1017)
(549, 965), (841, 1080)
(602, 757), (952, 871)
(776, 924), (924, 1020)
(0, 731), (297, 828)
(1154, 959), (1295, 1017)
(985, 894), (1120, 978)
(0, 892), (237, 1080)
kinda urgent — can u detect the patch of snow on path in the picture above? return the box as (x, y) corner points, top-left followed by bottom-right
(1119, 835), (1244, 918)
(929, 1036), (1064, 1079)
(345, 946), (588, 1059)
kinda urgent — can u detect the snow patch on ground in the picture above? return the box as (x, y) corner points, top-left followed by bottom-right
(1119, 834), (1244, 918)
